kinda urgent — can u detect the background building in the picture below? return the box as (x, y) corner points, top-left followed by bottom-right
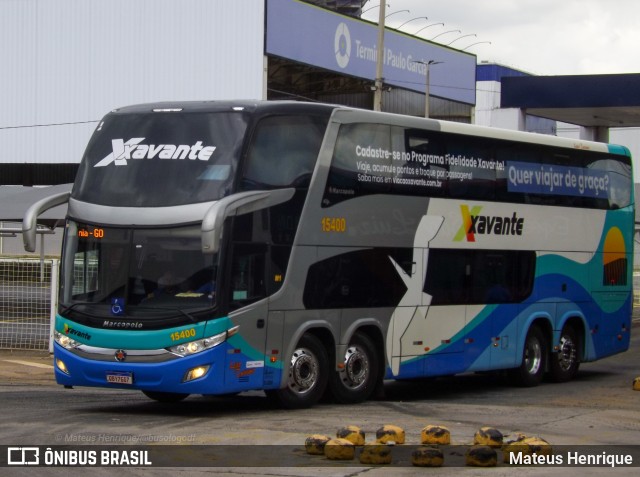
(0, 0), (266, 186)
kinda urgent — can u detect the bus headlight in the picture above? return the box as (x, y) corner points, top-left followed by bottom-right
(168, 326), (239, 357)
(54, 331), (80, 350)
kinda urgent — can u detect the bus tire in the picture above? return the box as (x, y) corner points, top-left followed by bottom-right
(548, 325), (581, 382)
(266, 333), (328, 409)
(509, 326), (546, 387)
(328, 332), (379, 404)
(142, 391), (189, 403)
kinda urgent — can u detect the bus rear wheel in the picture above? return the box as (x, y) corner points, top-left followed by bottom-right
(548, 325), (581, 382)
(509, 326), (547, 387)
(142, 391), (189, 403)
(328, 332), (379, 404)
(266, 334), (328, 409)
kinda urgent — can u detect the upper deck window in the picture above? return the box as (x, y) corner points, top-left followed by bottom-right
(241, 115), (327, 190)
(322, 123), (632, 209)
(73, 111), (248, 207)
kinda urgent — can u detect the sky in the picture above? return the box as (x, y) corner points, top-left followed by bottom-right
(361, 0), (640, 76)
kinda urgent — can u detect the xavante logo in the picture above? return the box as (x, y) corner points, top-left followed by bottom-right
(94, 138), (216, 167)
(454, 205), (525, 242)
(63, 323), (92, 341)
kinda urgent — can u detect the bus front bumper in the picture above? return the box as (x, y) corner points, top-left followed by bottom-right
(53, 343), (229, 395)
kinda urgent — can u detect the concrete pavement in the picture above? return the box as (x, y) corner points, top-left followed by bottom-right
(0, 348), (54, 386)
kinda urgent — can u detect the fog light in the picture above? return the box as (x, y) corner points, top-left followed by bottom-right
(183, 365), (210, 383)
(56, 359), (70, 375)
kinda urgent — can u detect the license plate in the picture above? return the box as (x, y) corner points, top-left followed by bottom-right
(106, 371), (133, 385)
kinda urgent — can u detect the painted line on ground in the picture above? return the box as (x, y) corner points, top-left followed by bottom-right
(2, 359), (53, 370)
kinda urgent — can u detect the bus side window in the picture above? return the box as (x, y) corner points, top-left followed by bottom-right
(303, 248), (409, 309)
(424, 249), (535, 305)
(423, 250), (469, 305)
(228, 243), (267, 310)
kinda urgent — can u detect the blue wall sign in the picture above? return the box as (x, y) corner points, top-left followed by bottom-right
(266, 0), (477, 105)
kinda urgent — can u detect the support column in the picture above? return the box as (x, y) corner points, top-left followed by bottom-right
(593, 126), (610, 143)
(373, 2), (386, 111)
(579, 126), (610, 143)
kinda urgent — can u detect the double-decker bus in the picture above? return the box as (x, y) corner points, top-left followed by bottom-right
(24, 101), (634, 408)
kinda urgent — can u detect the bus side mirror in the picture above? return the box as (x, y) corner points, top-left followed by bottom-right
(22, 191), (71, 252)
(201, 188), (295, 254)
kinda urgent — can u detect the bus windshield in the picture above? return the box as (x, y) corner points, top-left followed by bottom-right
(60, 221), (218, 323)
(72, 111), (248, 207)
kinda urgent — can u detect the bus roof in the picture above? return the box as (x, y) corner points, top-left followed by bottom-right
(108, 100), (337, 116)
(106, 100), (630, 158)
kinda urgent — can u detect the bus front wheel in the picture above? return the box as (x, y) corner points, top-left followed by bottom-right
(509, 326), (547, 387)
(266, 334), (328, 409)
(328, 332), (379, 404)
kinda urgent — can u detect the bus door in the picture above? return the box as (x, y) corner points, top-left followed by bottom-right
(394, 248), (467, 378)
(222, 214), (270, 391)
(419, 248), (469, 374)
(221, 195), (301, 391)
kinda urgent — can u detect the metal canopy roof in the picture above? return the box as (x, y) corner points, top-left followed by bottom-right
(501, 73), (640, 127)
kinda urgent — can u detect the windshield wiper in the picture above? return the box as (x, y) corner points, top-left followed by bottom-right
(131, 305), (214, 323)
(59, 301), (99, 317)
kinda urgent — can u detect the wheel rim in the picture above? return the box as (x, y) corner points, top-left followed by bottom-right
(340, 345), (370, 391)
(557, 335), (577, 372)
(287, 347), (320, 396)
(524, 337), (542, 375)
